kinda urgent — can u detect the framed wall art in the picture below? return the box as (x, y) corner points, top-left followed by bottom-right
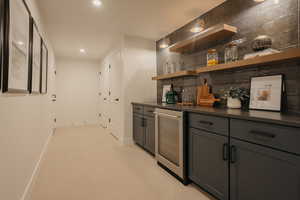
(2, 0), (31, 93)
(29, 18), (42, 94)
(249, 74), (284, 112)
(0, 0), (4, 90)
(40, 40), (48, 94)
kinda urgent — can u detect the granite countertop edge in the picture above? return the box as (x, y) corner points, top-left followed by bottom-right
(132, 102), (300, 128)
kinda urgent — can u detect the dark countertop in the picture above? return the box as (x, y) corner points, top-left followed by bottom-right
(132, 102), (300, 128)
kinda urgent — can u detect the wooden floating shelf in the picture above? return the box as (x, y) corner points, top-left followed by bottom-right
(152, 48), (300, 80)
(169, 24), (237, 53)
(196, 48), (300, 74)
(152, 70), (196, 80)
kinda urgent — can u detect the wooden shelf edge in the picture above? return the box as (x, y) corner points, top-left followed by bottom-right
(169, 24), (237, 53)
(196, 48), (300, 74)
(152, 48), (300, 80)
(152, 70), (197, 80)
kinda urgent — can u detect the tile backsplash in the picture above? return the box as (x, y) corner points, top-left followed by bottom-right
(156, 0), (300, 114)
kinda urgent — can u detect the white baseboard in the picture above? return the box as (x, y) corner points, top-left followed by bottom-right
(56, 123), (98, 129)
(21, 129), (54, 200)
(121, 137), (134, 145)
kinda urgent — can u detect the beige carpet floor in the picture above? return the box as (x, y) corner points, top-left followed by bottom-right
(30, 125), (214, 200)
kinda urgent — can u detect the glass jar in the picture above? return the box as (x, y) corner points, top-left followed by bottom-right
(207, 49), (219, 66)
(225, 43), (238, 63)
(182, 88), (194, 103)
(164, 61), (172, 74)
(231, 44), (238, 62)
(169, 62), (175, 73)
(175, 60), (184, 72)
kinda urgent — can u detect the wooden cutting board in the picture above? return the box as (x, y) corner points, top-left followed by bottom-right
(197, 80), (220, 107)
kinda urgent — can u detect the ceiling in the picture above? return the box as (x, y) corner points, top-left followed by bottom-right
(36, 0), (225, 60)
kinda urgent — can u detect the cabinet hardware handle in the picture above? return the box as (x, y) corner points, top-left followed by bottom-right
(198, 120), (213, 126)
(141, 118), (147, 127)
(250, 130), (276, 139)
(223, 143), (229, 161)
(154, 112), (181, 119)
(115, 98), (119, 101)
(140, 120), (143, 127)
(230, 145), (237, 164)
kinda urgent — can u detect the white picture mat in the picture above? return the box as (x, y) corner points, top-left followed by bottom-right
(8, 0), (30, 91)
(41, 44), (48, 93)
(32, 25), (41, 92)
(250, 75), (283, 111)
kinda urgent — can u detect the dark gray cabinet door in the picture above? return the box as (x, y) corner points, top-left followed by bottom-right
(230, 138), (300, 200)
(133, 114), (145, 146)
(189, 128), (229, 200)
(144, 116), (155, 155)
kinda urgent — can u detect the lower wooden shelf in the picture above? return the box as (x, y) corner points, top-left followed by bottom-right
(152, 70), (197, 80)
(151, 48), (300, 80)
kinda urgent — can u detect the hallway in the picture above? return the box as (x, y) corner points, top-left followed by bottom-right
(29, 126), (213, 200)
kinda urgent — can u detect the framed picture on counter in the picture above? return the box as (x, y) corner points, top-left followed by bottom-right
(2, 0), (31, 93)
(40, 40), (48, 94)
(29, 18), (42, 94)
(249, 74), (284, 112)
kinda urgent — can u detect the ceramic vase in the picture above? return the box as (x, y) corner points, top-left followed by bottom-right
(227, 97), (241, 109)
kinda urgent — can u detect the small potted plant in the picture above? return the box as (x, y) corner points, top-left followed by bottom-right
(221, 87), (250, 109)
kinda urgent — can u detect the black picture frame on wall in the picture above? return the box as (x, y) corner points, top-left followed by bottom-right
(29, 18), (42, 94)
(0, 0), (4, 90)
(2, 0), (32, 93)
(40, 40), (48, 94)
(249, 74), (284, 112)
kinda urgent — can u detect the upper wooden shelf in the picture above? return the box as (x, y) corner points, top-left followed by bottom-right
(169, 24), (237, 53)
(195, 48), (300, 74)
(152, 70), (196, 80)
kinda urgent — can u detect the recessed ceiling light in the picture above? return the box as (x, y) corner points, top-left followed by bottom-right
(159, 38), (170, 49)
(17, 41), (24, 46)
(159, 43), (169, 49)
(190, 26), (204, 33)
(80, 49), (86, 53)
(253, 0), (265, 2)
(92, 0), (102, 7)
(190, 19), (205, 33)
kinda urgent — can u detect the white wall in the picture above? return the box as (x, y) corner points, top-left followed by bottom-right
(0, 1), (56, 200)
(99, 35), (157, 144)
(56, 58), (99, 127)
(122, 35), (157, 143)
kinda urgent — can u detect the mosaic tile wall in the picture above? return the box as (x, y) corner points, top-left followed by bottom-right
(156, 0), (300, 114)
